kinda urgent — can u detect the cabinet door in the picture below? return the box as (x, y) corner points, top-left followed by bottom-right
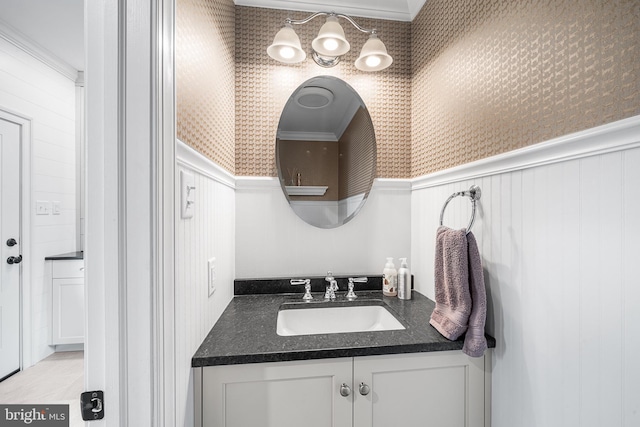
(202, 358), (352, 427)
(51, 278), (85, 344)
(353, 351), (485, 427)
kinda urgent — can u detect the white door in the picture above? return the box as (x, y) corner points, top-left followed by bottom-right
(0, 118), (21, 380)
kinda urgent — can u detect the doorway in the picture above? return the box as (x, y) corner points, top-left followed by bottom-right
(0, 1), (85, 424)
(0, 117), (21, 381)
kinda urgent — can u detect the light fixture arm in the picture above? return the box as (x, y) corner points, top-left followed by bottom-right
(285, 12), (376, 35)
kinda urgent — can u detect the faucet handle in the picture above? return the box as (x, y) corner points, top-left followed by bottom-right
(346, 280), (357, 300)
(290, 279), (313, 301)
(349, 277), (368, 283)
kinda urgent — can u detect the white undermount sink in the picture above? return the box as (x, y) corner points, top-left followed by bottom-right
(276, 304), (406, 336)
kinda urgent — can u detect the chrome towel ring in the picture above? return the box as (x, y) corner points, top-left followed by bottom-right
(439, 185), (482, 234)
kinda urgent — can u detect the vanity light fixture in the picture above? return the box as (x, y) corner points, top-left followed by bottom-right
(267, 12), (393, 72)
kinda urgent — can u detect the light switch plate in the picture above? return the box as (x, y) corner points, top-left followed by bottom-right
(180, 170), (195, 219)
(208, 257), (216, 297)
(52, 201), (61, 215)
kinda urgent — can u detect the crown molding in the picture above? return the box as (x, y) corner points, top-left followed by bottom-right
(334, 97), (362, 140)
(234, 0), (418, 22)
(0, 19), (78, 81)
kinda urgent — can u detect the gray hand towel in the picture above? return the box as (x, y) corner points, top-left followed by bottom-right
(429, 226), (488, 357)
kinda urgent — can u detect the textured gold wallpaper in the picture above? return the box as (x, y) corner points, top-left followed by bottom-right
(177, 0), (236, 174)
(411, 0), (640, 177)
(339, 107), (376, 199)
(235, 6), (412, 178)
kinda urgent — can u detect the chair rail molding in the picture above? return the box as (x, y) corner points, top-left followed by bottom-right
(177, 140), (236, 189)
(412, 115), (640, 190)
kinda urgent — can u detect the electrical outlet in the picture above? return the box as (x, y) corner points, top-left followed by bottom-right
(208, 258), (216, 297)
(36, 200), (50, 215)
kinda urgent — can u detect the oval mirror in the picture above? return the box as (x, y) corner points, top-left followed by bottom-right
(276, 76), (377, 228)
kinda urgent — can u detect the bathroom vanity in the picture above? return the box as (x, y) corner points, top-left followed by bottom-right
(192, 280), (495, 427)
(45, 251), (85, 345)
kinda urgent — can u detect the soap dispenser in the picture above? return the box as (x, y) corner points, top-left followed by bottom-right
(398, 258), (411, 300)
(382, 258), (397, 297)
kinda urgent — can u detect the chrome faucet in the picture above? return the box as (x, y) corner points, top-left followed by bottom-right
(324, 271), (338, 300)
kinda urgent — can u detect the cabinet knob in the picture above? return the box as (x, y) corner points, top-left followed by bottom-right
(339, 383), (351, 397)
(359, 382), (370, 396)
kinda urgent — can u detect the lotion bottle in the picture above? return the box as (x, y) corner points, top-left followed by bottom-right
(398, 258), (411, 300)
(382, 258), (397, 297)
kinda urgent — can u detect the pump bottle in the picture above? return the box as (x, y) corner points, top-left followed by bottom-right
(382, 258), (397, 297)
(398, 258), (411, 300)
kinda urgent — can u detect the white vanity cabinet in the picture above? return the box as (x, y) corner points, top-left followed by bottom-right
(49, 259), (85, 345)
(196, 351), (489, 427)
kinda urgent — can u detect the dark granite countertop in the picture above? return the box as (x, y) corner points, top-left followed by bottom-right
(45, 251), (84, 260)
(192, 290), (496, 367)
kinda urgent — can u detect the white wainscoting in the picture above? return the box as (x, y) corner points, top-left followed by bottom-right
(175, 142), (235, 427)
(411, 117), (640, 427)
(235, 178), (411, 279)
(0, 37), (77, 366)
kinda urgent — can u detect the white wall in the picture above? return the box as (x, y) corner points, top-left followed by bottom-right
(235, 178), (411, 279)
(175, 142), (235, 427)
(0, 37), (77, 366)
(411, 117), (640, 427)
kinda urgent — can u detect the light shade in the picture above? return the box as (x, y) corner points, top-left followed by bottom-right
(311, 16), (350, 57)
(355, 34), (393, 72)
(267, 24), (306, 64)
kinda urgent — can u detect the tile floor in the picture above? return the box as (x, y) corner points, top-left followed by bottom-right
(0, 351), (84, 426)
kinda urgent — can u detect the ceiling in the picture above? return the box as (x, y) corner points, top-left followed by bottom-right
(0, 0), (84, 71)
(235, 0), (427, 21)
(277, 76), (364, 141)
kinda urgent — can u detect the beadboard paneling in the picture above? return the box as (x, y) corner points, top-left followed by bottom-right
(0, 37), (77, 366)
(175, 158), (235, 427)
(411, 147), (640, 427)
(235, 178), (411, 279)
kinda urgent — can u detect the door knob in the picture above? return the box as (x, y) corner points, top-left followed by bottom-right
(358, 382), (371, 396)
(339, 383), (351, 397)
(7, 255), (22, 264)
(6, 238), (17, 247)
